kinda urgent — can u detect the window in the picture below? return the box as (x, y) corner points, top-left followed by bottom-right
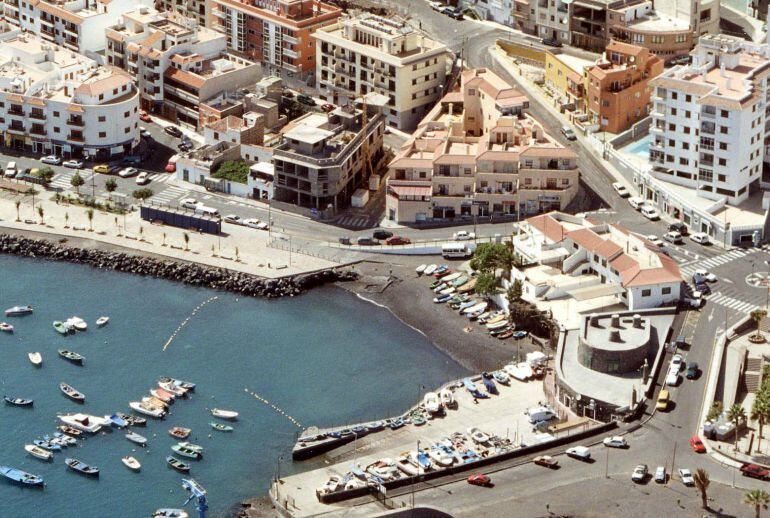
(718, 158), (726, 166)
(124, 127), (130, 133)
(686, 95), (692, 102)
(124, 111), (129, 118)
(98, 131), (106, 138)
(98, 116), (106, 122)
(641, 289), (651, 297)
(662, 287), (671, 295)
(468, 89), (475, 96)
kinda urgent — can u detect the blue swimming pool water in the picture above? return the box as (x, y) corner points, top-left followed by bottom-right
(621, 134), (652, 158)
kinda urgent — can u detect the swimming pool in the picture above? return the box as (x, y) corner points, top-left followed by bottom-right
(621, 134), (652, 158)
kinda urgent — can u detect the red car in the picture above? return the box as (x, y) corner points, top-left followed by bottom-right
(467, 473), (492, 487)
(689, 435), (706, 453)
(386, 236), (411, 245)
(741, 463), (770, 479)
(165, 162), (176, 173)
(139, 110), (152, 123)
(321, 103), (335, 113)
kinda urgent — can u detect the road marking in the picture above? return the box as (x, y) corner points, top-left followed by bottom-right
(707, 307), (715, 322)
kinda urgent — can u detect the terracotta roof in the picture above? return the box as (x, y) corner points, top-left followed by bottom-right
(606, 40), (646, 57)
(441, 91), (463, 104)
(567, 228), (607, 253)
(141, 31), (164, 47)
(75, 73), (132, 97)
(26, 97), (46, 107)
(67, 104), (84, 113)
(6, 94), (23, 103)
(622, 252), (682, 287)
(164, 67), (204, 89)
(526, 213), (566, 243)
(170, 53), (203, 65)
(38, 2), (83, 26)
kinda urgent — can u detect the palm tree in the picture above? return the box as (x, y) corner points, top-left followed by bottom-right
(752, 393), (770, 452)
(183, 232), (189, 251)
(36, 206), (44, 225)
(693, 469), (710, 509)
(745, 489), (770, 518)
(86, 208), (94, 231)
(14, 200), (20, 222)
(752, 309), (768, 340)
(728, 404), (747, 451)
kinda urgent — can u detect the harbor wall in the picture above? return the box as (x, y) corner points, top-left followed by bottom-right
(0, 233), (357, 298)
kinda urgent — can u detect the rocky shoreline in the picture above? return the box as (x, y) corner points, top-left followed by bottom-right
(0, 233), (357, 298)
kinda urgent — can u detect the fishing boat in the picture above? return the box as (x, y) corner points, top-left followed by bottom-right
(53, 321), (72, 335)
(457, 278), (477, 293)
(158, 377), (196, 391)
(0, 466), (44, 487)
(485, 313), (507, 325)
(439, 389), (455, 409)
(489, 326), (512, 337)
(439, 286), (456, 295)
(58, 349), (84, 365)
(65, 458), (99, 477)
(116, 412), (146, 427)
(67, 317), (87, 331)
(95, 316), (110, 327)
(158, 381), (187, 397)
(171, 444), (202, 460)
(166, 427), (190, 440)
(144, 396), (169, 410)
(423, 392), (441, 414)
(166, 456), (190, 473)
(24, 444), (53, 461)
(125, 431), (148, 446)
(60, 382), (85, 403)
(122, 456), (141, 472)
(451, 275), (469, 287)
(496, 329), (514, 340)
(503, 363), (530, 381)
(481, 372), (498, 395)
(0, 322), (13, 333)
(493, 370), (510, 385)
(4, 396), (33, 407)
(432, 293), (452, 304)
(28, 352), (42, 366)
(107, 414), (128, 428)
(441, 272), (462, 282)
(431, 281), (447, 293)
(5, 305), (33, 316)
(433, 265), (449, 276)
(409, 450), (433, 472)
(59, 413), (103, 433)
(154, 510), (188, 518)
(150, 389), (175, 404)
(467, 427), (490, 444)
(211, 408), (238, 420)
(423, 264), (437, 275)
(486, 319), (510, 331)
(129, 401), (166, 418)
(366, 458), (401, 481)
(33, 440), (61, 452)
(388, 418), (405, 430)
(426, 445), (454, 467)
(457, 300), (478, 312)
(415, 264), (427, 275)
(395, 454), (419, 476)
(52, 433), (77, 447)
(177, 441), (203, 454)
(463, 301), (488, 315)
(57, 425), (82, 437)
(209, 422), (233, 432)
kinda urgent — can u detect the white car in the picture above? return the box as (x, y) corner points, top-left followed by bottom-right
(243, 218), (268, 230)
(694, 269), (717, 283)
(135, 172), (150, 185)
(646, 235), (664, 247)
(62, 159), (84, 169)
(565, 446), (591, 460)
(429, 0), (443, 10)
(603, 436), (628, 448)
(612, 182), (630, 198)
(640, 205), (660, 220)
(654, 466), (666, 483)
(663, 231), (682, 244)
(678, 468), (694, 486)
(631, 464), (648, 483)
(41, 155), (62, 165)
(119, 167), (138, 178)
(671, 354), (684, 371)
(628, 196), (644, 210)
(666, 371), (679, 387)
(180, 198), (199, 209)
(453, 230), (475, 241)
(690, 232), (710, 245)
(224, 214), (242, 225)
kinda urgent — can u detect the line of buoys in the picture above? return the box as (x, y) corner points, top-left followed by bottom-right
(244, 387), (301, 428)
(163, 296), (218, 351)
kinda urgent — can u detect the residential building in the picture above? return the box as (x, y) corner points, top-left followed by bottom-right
(386, 68), (579, 224)
(511, 211), (682, 310)
(654, 0), (719, 37)
(462, 0), (513, 26)
(105, 8), (259, 128)
(607, 1), (693, 63)
(272, 103), (385, 211)
(585, 40), (663, 133)
(203, 114), (263, 146)
(0, 28), (139, 159)
(314, 14), (452, 130)
(211, 0), (342, 79)
(526, 0), (571, 45)
(544, 52), (594, 112)
(649, 34), (770, 205)
(157, 0), (210, 28)
(2, 0), (152, 54)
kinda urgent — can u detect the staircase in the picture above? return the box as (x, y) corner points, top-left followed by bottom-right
(745, 356), (764, 393)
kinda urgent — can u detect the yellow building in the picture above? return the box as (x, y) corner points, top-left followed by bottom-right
(544, 52), (594, 112)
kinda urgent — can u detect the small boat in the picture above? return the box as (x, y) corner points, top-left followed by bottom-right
(412, 414), (426, 426)
(67, 317), (87, 331)
(467, 427), (490, 444)
(423, 392), (441, 414)
(487, 319), (510, 331)
(95, 316), (110, 327)
(28, 352), (42, 366)
(496, 330), (514, 340)
(0, 466), (44, 487)
(493, 371), (510, 385)
(463, 301), (488, 315)
(158, 381), (187, 397)
(33, 440), (61, 451)
(116, 412), (146, 427)
(211, 408), (238, 420)
(490, 325), (512, 337)
(0, 322), (13, 333)
(52, 433), (77, 447)
(59, 413), (102, 433)
(388, 418), (405, 430)
(396, 454), (419, 476)
(433, 293), (452, 304)
(154, 510), (188, 518)
(177, 441), (203, 454)
(439, 389), (455, 409)
(427, 445), (454, 467)
(122, 456), (141, 471)
(481, 372), (498, 395)
(433, 265), (449, 276)
(107, 414), (128, 428)
(144, 396), (169, 410)
(439, 286), (456, 295)
(58, 349), (84, 365)
(169, 427), (191, 439)
(457, 278), (477, 293)
(4, 396), (33, 407)
(125, 431), (148, 446)
(5, 305), (33, 316)
(58, 425), (82, 437)
(25, 444), (53, 461)
(150, 389), (175, 404)
(65, 458), (99, 477)
(366, 458), (401, 481)
(452, 275), (469, 287)
(166, 456), (190, 473)
(60, 382), (85, 403)
(209, 422), (233, 432)
(423, 264), (437, 275)
(415, 264), (427, 275)
(171, 444), (201, 459)
(158, 377), (196, 391)
(457, 300), (478, 312)
(442, 272), (462, 282)
(129, 401), (166, 418)
(53, 321), (72, 335)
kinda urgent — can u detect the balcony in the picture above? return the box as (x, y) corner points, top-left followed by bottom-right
(30, 126), (46, 136)
(283, 47), (298, 59)
(701, 110), (716, 120)
(67, 117), (85, 127)
(68, 133), (85, 142)
(283, 34), (298, 45)
(212, 9), (225, 18)
(7, 125), (24, 134)
(29, 112), (46, 121)
(8, 107), (24, 116)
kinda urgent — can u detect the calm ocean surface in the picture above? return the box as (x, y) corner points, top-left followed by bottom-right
(0, 255), (467, 517)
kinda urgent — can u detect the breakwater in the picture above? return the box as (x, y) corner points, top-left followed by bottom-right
(0, 233), (357, 297)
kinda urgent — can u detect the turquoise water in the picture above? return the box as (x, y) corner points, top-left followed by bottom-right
(0, 255), (467, 517)
(621, 134), (652, 158)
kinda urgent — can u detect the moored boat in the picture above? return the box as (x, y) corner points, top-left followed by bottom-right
(57, 425), (82, 437)
(60, 382), (85, 403)
(5, 305), (33, 316)
(0, 322), (13, 333)
(493, 370), (510, 385)
(67, 317), (87, 331)
(158, 377), (196, 391)
(423, 264), (437, 275)
(439, 388), (455, 409)
(95, 316), (110, 327)
(122, 456), (141, 471)
(4, 396), (33, 407)
(107, 414), (128, 428)
(486, 319), (509, 331)
(169, 427), (191, 439)
(177, 441), (203, 454)
(33, 440), (60, 451)
(423, 392), (441, 414)
(154, 510), (188, 518)
(59, 413), (103, 433)
(211, 408), (238, 420)
(24, 444), (53, 461)
(27, 352), (42, 366)
(53, 321), (72, 335)
(441, 272), (462, 282)
(171, 444), (202, 459)
(125, 431), (148, 446)
(166, 456), (190, 473)
(158, 381), (187, 397)
(0, 466), (44, 487)
(65, 458), (99, 477)
(457, 278), (477, 293)
(58, 349), (84, 365)
(129, 401), (166, 418)
(150, 389), (175, 404)
(144, 396), (169, 410)
(116, 412), (146, 427)
(209, 422), (233, 432)
(415, 264), (427, 275)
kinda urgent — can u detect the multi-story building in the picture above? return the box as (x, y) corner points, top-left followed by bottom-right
(211, 0), (341, 79)
(105, 8), (258, 128)
(585, 40), (663, 133)
(157, 0), (210, 28)
(655, 0), (719, 37)
(462, 0), (513, 27)
(272, 103), (385, 211)
(2, 0), (151, 54)
(607, 1), (693, 63)
(544, 51), (594, 112)
(386, 68), (579, 224)
(314, 14), (452, 130)
(649, 34), (770, 206)
(0, 28), (139, 159)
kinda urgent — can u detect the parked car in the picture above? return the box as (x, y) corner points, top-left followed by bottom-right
(646, 235), (664, 247)
(671, 354), (684, 371)
(135, 172), (150, 185)
(281, 89), (294, 99)
(441, 6), (464, 19)
(243, 218), (268, 230)
(62, 159), (83, 169)
(321, 103), (336, 113)
(178, 141), (194, 152)
(690, 232), (710, 245)
(357, 237), (380, 246)
(628, 196), (644, 210)
(612, 182), (630, 198)
(453, 230), (475, 241)
(640, 205), (660, 220)
(565, 446), (591, 460)
(180, 198), (199, 209)
(373, 230), (393, 240)
(741, 463), (770, 479)
(224, 214), (242, 225)
(678, 468), (695, 486)
(631, 464), (648, 483)
(669, 222), (688, 236)
(663, 231), (682, 244)
(467, 473), (492, 487)
(122, 155), (143, 166)
(666, 370), (679, 387)
(164, 125), (183, 138)
(689, 435), (706, 453)
(685, 362), (699, 380)
(119, 167), (138, 178)
(139, 110), (152, 123)
(297, 94), (316, 106)
(654, 466), (667, 483)
(694, 269), (717, 283)
(429, 1), (443, 10)
(139, 127), (152, 139)
(386, 236), (411, 245)
(656, 389), (670, 411)
(41, 155), (62, 165)
(541, 38), (563, 48)
(4, 161), (17, 178)
(603, 436), (628, 448)
(695, 282), (711, 295)
(338, 236), (351, 245)
(93, 164), (111, 174)
(533, 456), (559, 468)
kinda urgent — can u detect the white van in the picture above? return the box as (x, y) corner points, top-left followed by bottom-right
(628, 196), (644, 210)
(195, 205), (219, 217)
(442, 242), (472, 259)
(527, 406), (557, 424)
(4, 161), (17, 178)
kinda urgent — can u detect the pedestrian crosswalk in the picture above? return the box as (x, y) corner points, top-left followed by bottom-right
(50, 170), (94, 190)
(679, 248), (752, 278)
(150, 185), (188, 205)
(146, 173), (173, 184)
(707, 291), (760, 315)
(335, 215), (372, 229)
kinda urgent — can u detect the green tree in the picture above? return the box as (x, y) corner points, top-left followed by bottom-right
(70, 171), (84, 194)
(86, 208), (94, 231)
(105, 178), (118, 199)
(470, 242), (513, 273)
(132, 188), (154, 200)
(694, 469), (710, 509)
(474, 271), (499, 300)
(752, 393), (770, 453)
(213, 161), (250, 184)
(36, 206), (44, 225)
(707, 401), (724, 422)
(752, 309), (768, 340)
(14, 200), (20, 222)
(728, 404), (747, 451)
(183, 232), (190, 251)
(745, 489), (770, 518)
(34, 167), (55, 184)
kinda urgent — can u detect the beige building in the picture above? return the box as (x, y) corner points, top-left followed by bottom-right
(386, 68), (579, 224)
(607, 1), (693, 63)
(157, 0), (210, 28)
(314, 14), (452, 130)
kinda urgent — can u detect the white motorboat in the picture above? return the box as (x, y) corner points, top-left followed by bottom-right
(395, 454), (419, 476)
(423, 264), (437, 275)
(415, 264), (427, 275)
(493, 370), (510, 385)
(439, 389), (455, 409)
(143, 396), (169, 410)
(463, 301), (488, 315)
(366, 458), (400, 481)
(59, 413), (103, 433)
(439, 286), (456, 295)
(316, 475), (342, 496)
(122, 456), (141, 471)
(211, 408), (239, 420)
(487, 319), (510, 331)
(5, 305), (33, 316)
(426, 446), (454, 467)
(125, 431), (148, 446)
(158, 381), (187, 397)
(441, 272), (462, 282)
(504, 363), (529, 381)
(0, 322), (13, 333)
(153, 510), (188, 518)
(423, 392), (441, 414)
(129, 401), (166, 418)
(24, 444), (53, 461)
(95, 316), (110, 327)
(516, 362), (534, 379)
(28, 352), (42, 366)
(67, 317), (87, 331)
(467, 427), (490, 444)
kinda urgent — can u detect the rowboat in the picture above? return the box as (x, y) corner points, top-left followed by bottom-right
(457, 278), (477, 293)
(4, 396), (33, 407)
(5, 305), (33, 316)
(33, 440), (61, 451)
(171, 444), (202, 459)
(58, 349), (84, 365)
(423, 264), (437, 275)
(0, 466), (44, 487)
(489, 325), (512, 337)
(129, 401), (166, 418)
(51, 433), (76, 447)
(211, 408), (238, 420)
(0, 322), (13, 333)
(439, 286), (456, 295)
(177, 441), (203, 454)
(158, 377), (196, 391)
(150, 389), (175, 404)
(125, 431), (148, 446)
(166, 456), (190, 473)
(169, 427), (191, 439)
(486, 319), (510, 331)
(116, 412), (147, 427)
(60, 382), (85, 403)
(210, 422), (233, 432)
(496, 329), (514, 339)
(154, 509), (189, 518)
(28, 352), (42, 366)
(107, 414), (128, 428)
(24, 444), (53, 461)
(451, 275), (469, 287)
(95, 316), (110, 327)
(122, 456), (141, 472)
(462, 301), (488, 315)
(53, 321), (72, 335)
(65, 458), (99, 477)
(415, 264), (427, 275)
(57, 425), (82, 437)
(441, 272), (462, 282)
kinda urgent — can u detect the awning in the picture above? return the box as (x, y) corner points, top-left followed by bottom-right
(389, 185), (432, 197)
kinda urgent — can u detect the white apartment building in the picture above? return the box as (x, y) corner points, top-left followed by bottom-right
(649, 34), (770, 205)
(0, 28), (139, 159)
(462, 0), (514, 26)
(314, 14), (452, 131)
(2, 0), (152, 54)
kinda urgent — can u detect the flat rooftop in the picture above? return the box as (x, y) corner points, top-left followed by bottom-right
(627, 13), (690, 31)
(680, 52), (770, 100)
